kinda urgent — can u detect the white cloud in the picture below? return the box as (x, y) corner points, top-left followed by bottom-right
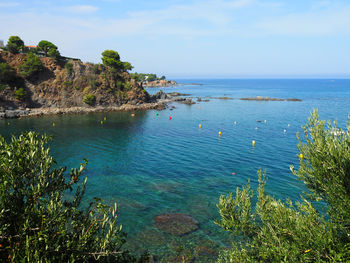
(0, 1), (20, 7)
(66, 5), (99, 14)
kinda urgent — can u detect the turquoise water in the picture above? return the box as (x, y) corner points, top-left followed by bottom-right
(1, 79), (350, 261)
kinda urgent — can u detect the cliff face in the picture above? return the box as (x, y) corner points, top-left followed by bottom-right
(0, 52), (150, 110)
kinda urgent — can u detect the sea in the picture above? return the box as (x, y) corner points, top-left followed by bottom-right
(1, 79), (350, 262)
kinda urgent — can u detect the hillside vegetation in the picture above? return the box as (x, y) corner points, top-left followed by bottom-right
(0, 36), (150, 111)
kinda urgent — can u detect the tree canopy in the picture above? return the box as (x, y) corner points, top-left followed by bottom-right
(0, 132), (142, 262)
(19, 52), (44, 78)
(37, 40), (60, 60)
(6, 36), (24, 54)
(37, 40), (57, 55)
(216, 110), (350, 262)
(101, 50), (133, 72)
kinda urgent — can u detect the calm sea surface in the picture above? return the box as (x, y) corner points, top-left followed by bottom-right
(1, 79), (350, 261)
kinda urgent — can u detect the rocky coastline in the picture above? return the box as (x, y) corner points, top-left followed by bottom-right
(0, 90), (195, 119)
(142, 79), (177, 87)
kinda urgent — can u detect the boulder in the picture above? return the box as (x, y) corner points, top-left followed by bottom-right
(152, 90), (169, 100)
(154, 213), (199, 236)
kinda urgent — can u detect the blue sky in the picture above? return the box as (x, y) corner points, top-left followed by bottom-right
(0, 0), (349, 78)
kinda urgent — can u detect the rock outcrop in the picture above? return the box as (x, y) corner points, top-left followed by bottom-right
(142, 79), (177, 87)
(154, 213), (199, 236)
(0, 51), (151, 116)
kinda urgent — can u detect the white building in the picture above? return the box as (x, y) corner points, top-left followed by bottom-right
(0, 40), (4, 48)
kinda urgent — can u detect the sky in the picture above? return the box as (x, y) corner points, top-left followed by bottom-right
(0, 0), (350, 78)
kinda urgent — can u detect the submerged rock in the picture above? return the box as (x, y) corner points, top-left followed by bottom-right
(154, 213), (199, 236)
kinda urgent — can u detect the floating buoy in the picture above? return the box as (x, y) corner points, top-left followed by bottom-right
(264, 120), (267, 123)
(255, 127), (258, 130)
(169, 116), (172, 120)
(299, 153), (303, 161)
(198, 106), (201, 110)
(199, 124), (202, 128)
(156, 112), (159, 116)
(101, 121), (103, 125)
(7, 122), (10, 126)
(252, 140), (256, 147)
(288, 124), (290, 127)
(232, 172), (236, 175)
(52, 122), (55, 127)
(218, 131), (222, 136)
(234, 121), (237, 125)
(104, 117), (107, 121)
(131, 113), (135, 117)
(283, 129), (287, 133)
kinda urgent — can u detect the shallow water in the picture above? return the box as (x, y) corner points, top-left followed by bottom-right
(1, 79), (350, 261)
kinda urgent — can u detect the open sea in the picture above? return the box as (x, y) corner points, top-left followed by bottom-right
(1, 79), (350, 262)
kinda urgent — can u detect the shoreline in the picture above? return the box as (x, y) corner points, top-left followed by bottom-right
(0, 101), (167, 119)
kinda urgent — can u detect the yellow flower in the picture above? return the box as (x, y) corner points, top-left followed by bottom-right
(304, 249), (311, 253)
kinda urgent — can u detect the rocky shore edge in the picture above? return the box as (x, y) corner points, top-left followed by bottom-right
(142, 79), (177, 87)
(0, 91), (195, 119)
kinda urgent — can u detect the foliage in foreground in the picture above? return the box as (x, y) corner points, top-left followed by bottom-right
(216, 110), (350, 262)
(0, 132), (141, 262)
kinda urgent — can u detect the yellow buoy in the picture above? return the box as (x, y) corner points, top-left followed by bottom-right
(218, 131), (222, 136)
(199, 124), (202, 128)
(101, 121), (103, 125)
(131, 113), (135, 117)
(104, 117), (107, 121)
(299, 153), (303, 161)
(8, 122), (10, 126)
(52, 122), (55, 127)
(252, 140), (256, 147)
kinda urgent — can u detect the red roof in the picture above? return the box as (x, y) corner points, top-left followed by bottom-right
(26, 45), (37, 48)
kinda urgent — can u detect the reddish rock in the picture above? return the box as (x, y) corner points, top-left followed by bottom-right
(154, 213), (199, 236)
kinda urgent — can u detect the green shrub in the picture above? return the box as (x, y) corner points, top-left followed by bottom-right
(93, 64), (101, 74)
(14, 87), (27, 101)
(0, 62), (17, 84)
(89, 75), (100, 90)
(65, 62), (73, 74)
(19, 52), (43, 78)
(83, 94), (96, 105)
(124, 81), (133, 91)
(0, 83), (7, 91)
(0, 132), (139, 262)
(63, 80), (73, 89)
(216, 110), (350, 262)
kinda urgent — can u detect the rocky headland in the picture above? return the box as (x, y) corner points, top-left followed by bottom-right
(0, 51), (190, 119)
